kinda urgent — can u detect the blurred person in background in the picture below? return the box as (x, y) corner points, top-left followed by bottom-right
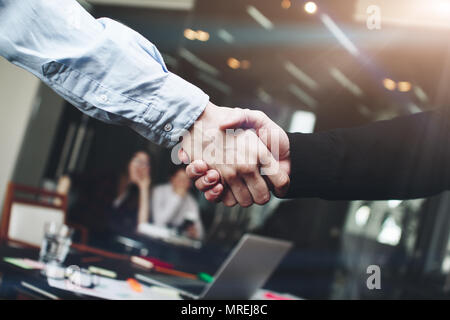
(112, 151), (203, 240)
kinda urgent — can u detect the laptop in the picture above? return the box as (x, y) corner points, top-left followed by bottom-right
(136, 234), (293, 300)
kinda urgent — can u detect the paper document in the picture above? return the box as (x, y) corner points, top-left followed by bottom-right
(47, 276), (181, 300)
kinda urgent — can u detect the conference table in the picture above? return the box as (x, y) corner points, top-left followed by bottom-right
(0, 244), (156, 299)
(0, 230), (229, 300)
(0, 244), (298, 300)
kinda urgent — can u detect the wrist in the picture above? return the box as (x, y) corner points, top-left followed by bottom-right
(191, 101), (218, 130)
(138, 183), (150, 191)
(184, 101), (223, 161)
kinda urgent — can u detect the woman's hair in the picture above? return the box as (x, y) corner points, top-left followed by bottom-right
(120, 149), (152, 178)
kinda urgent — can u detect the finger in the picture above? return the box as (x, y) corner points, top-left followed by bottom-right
(194, 170), (221, 192)
(221, 188), (237, 207)
(242, 172), (270, 205)
(219, 110), (289, 160)
(219, 108), (247, 129)
(186, 160), (209, 179)
(219, 109), (265, 131)
(219, 108), (258, 130)
(204, 184), (224, 202)
(258, 147), (290, 197)
(222, 168), (253, 207)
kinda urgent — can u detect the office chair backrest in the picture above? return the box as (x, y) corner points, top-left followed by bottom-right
(0, 183), (67, 247)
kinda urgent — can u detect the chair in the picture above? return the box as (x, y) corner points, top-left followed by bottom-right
(0, 182), (88, 248)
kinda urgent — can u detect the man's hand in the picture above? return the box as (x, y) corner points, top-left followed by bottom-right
(180, 103), (289, 207)
(185, 108), (291, 204)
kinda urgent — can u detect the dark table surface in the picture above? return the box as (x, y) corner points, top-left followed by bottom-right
(0, 245), (140, 299)
(0, 238), (228, 300)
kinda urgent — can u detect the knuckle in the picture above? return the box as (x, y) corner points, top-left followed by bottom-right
(195, 178), (206, 191)
(238, 163), (256, 175)
(238, 192), (253, 208)
(240, 200), (253, 208)
(253, 110), (265, 119)
(207, 170), (219, 181)
(255, 192), (271, 205)
(224, 169), (238, 181)
(205, 192), (216, 202)
(224, 198), (237, 207)
(277, 174), (290, 189)
(186, 165), (195, 177)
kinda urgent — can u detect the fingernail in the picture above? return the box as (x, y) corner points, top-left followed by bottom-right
(204, 175), (211, 183)
(211, 186), (220, 194)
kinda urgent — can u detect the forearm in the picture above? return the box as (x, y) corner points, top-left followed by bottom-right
(0, 0), (208, 147)
(137, 187), (150, 225)
(286, 108), (450, 200)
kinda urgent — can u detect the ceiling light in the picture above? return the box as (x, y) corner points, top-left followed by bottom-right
(320, 14), (359, 56)
(281, 0), (291, 9)
(197, 72), (232, 95)
(383, 78), (396, 91)
(247, 5), (274, 30)
(414, 86), (429, 103)
(288, 84), (318, 108)
(408, 103), (422, 114)
(196, 30), (210, 42)
(227, 57), (241, 70)
(398, 81), (412, 92)
(184, 28), (196, 40)
(217, 29), (234, 43)
(304, 2), (318, 14)
(358, 104), (371, 116)
(179, 48), (220, 76)
(330, 67), (364, 97)
(184, 29), (209, 42)
(257, 88), (273, 104)
(87, 0), (195, 11)
(284, 61), (319, 91)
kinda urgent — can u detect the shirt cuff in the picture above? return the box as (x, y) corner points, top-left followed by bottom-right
(138, 72), (210, 148)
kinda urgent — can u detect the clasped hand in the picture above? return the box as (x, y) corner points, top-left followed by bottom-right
(179, 102), (291, 207)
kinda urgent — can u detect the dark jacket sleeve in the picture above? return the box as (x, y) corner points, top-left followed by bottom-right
(285, 108), (450, 200)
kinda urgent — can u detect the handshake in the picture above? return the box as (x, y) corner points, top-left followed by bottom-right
(178, 102), (291, 207)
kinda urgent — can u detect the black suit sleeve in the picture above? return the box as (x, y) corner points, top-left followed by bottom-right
(285, 108), (450, 200)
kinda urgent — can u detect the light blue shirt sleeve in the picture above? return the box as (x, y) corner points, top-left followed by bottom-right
(0, 0), (209, 147)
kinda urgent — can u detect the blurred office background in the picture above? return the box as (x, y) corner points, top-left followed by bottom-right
(2, 0), (450, 299)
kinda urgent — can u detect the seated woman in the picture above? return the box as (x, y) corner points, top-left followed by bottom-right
(111, 151), (204, 240)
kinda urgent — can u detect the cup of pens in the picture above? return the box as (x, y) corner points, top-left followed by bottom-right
(39, 222), (73, 278)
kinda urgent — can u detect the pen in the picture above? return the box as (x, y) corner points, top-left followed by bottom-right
(127, 278), (143, 293)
